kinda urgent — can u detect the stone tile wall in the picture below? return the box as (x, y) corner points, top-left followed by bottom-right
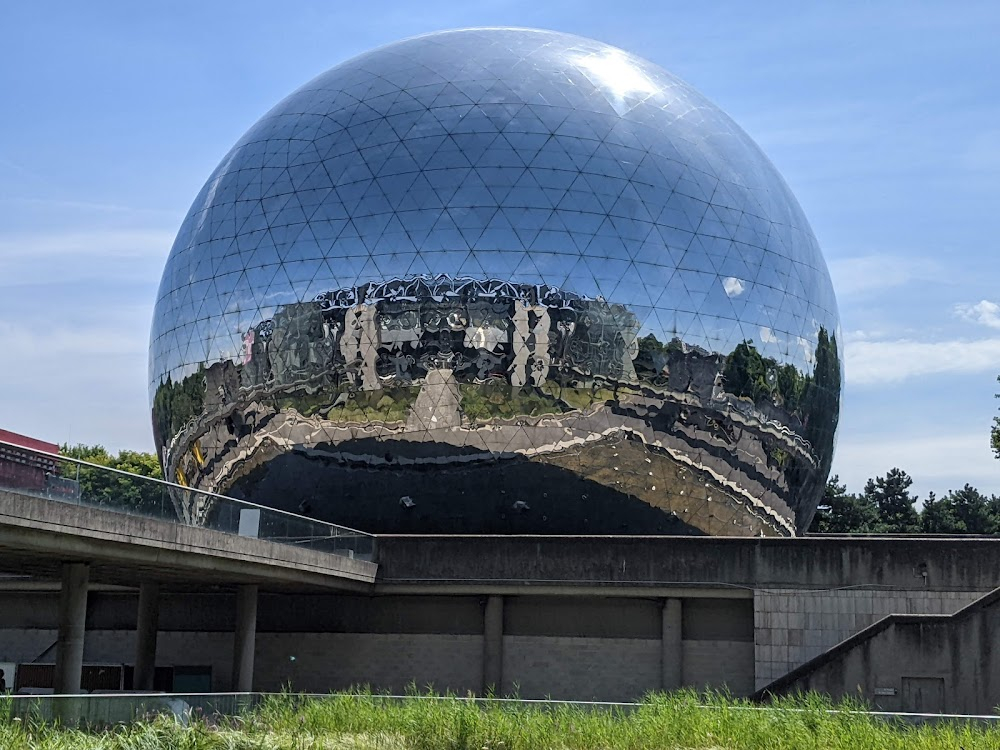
(753, 589), (990, 690)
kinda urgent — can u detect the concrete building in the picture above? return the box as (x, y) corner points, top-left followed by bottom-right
(3, 25), (993, 720)
(2, 486), (999, 711)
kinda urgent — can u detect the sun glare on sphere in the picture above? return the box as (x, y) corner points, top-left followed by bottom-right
(575, 50), (658, 100)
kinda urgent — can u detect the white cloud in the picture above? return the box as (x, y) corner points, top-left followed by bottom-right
(0, 223), (167, 450)
(758, 326), (778, 344)
(0, 229), (172, 259)
(827, 254), (942, 297)
(796, 335), (815, 368)
(0, 320), (146, 360)
(0, 229), (172, 287)
(0, 195), (177, 217)
(722, 276), (745, 297)
(846, 336), (1000, 385)
(0, 317), (153, 451)
(843, 328), (895, 343)
(955, 300), (1000, 329)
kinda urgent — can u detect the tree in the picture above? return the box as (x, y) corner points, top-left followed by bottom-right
(988, 494), (1000, 530)
(60, 444), (161, 479)
(60, 444), (165, 516)
(112, 449), (162, 480)
(993, 375), (1000, 460)
(809, 474), (878, 533)
(946, 484), (996, 534)
(812, 469), (997, 536)
(920, 492), (965, 533)
(808, 475), (839, 532)
(865, 468), (920, 533)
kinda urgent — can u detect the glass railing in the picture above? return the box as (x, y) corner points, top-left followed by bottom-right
(3, 692), (998, 728)
(0, 439), (374, 561)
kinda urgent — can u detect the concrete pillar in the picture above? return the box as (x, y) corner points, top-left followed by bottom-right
(133, 581), (160, 691)
(661, 597), (683, 691)
(231, 584), (258, 692)
(482, 595), (504, 695)
(54, 563), (89, 694)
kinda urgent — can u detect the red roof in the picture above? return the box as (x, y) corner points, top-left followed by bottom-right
(0, 429), (59, 455)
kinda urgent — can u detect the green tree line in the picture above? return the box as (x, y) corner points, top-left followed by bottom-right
(993, 374), (1000, 460)
(810, 468), (1000, 534)
(60, 444), (166, 516)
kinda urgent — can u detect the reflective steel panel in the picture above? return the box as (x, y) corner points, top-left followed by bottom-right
(149, 28), (841, 536)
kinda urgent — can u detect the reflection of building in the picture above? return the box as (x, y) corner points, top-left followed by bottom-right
(149, 28), (841, 537)
(236, 277), (638, 391)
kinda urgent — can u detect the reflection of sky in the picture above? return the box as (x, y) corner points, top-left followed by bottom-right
(1, 2), (998, 500)
(723, 277), (746, 298)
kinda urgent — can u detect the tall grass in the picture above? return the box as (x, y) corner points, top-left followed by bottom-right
(0, 690), (996, 749)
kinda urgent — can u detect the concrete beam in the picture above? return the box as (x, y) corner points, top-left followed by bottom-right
(133, 581), (160, 690)
(374, 535), (1000, 593)
(0, 488), (376, 591)
(232, 584), (258, 691)
(54, 563), (89, 694)
(374, 584), (752, 598)
(661, 598), (682, 691)
(482, 595), (503, 694)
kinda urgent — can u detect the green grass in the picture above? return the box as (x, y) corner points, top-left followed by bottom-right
(1, 690), (998, 750)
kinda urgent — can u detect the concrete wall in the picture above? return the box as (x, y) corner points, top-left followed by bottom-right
(373, 536), (1000, 593)
(0, 628), (234, 691)
(501, 636), (661, 701)
(255, 633), (484, 694)
(0, 591), (758, 699)
(753, 588), (989, 689)
(0, 626), (757, 699)
(761, 591), (1000, 715)
(683, 640), (754, 694)
(4, 535), (1000, 705)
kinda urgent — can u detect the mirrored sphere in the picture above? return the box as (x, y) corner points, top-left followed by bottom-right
(149, 27), (841, 537)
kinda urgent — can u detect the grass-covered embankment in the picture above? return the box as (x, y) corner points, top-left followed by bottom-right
(1, 690), (997, 750)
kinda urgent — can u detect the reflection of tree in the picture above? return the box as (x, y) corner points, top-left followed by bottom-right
(634, 334), (682, 378)
(723, 341), (772, 403)
(720, 328), (841, 458)
(802, 327), (841, 469)
(152, 285), (651, 452)
(152, 369), (206, 453)
(719, 329), (840, 532)
(460, 383), (566, 420)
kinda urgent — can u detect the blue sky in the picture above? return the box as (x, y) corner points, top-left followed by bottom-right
(1, 0), (997, 499)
